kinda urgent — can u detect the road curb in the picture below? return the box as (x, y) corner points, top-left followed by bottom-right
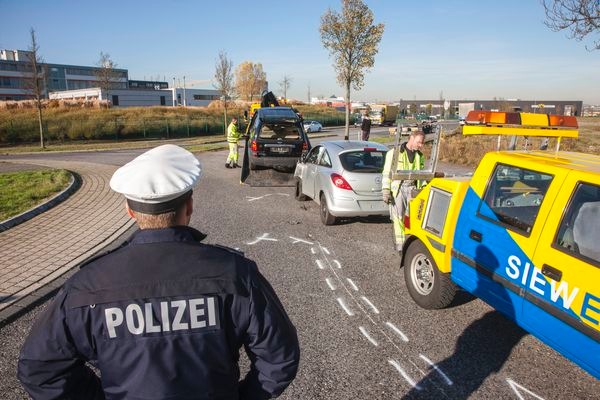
(0, 170), (81, 233)
(0, 222), (137, 329)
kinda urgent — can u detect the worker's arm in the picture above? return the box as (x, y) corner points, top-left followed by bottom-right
(17, 289), (104, 400)
(239, 262), (300, 400)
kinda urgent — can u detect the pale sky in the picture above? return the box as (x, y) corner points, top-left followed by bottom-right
(1, 0), (599, 104)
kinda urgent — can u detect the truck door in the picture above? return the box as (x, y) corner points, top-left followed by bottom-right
(451, 162), (557, 322)
(525, 178), (600, 379)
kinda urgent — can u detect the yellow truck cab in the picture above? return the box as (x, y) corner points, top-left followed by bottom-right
(400, 111), (600, 379)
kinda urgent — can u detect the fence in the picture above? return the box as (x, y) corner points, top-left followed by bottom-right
(0, 115), (235, 144)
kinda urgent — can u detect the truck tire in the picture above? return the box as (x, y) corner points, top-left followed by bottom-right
(404, 239), (456, 309)
(295, 179), (308, 201)
(320, 193), (337, 225)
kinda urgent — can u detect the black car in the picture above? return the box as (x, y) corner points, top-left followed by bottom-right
(246, 107), (311, 171)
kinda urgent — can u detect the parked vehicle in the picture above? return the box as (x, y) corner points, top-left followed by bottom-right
(397, 111), (599, 379)
(303, 120), (323, 133)
(246, 107), (311, 171)
(294, 140), (389, 225)
(369, 104), (399, 126)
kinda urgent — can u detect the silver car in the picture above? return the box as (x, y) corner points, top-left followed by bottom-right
(294, 140), (389, 225)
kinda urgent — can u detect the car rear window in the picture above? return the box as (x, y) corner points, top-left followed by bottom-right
(259, 123), (301, 140)
(339, 150), (386, 173)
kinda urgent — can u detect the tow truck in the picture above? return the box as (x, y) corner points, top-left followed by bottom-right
(393, 111), (600, 379)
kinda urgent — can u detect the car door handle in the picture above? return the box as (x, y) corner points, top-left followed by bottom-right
(542, 264), (562, 282)
(469, 230), (482, 242)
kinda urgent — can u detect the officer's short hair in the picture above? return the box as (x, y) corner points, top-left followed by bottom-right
(131, 209), (178, 229)
(410, 130), (425, 138)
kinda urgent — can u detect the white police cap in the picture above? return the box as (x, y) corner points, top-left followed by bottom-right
(110, 144), (201, 214)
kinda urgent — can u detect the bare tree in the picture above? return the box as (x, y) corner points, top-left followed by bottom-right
(235, 61), (267, 101)
(95, 52), (122, 108)
(320, 0), (384, 139)
(24, 28), (46, 149)
(278, 74), (293, 101)
(542, 0), (600, 50)
(213, 50), (235, 134)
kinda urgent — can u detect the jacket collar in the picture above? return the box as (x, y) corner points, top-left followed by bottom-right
(129, 226), (207, 245)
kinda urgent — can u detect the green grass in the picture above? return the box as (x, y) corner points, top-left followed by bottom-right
(0, 169), (71, 220)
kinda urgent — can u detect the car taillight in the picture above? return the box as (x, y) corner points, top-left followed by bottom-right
(403, 214), (410, 229)
(303, 142), (308, 150)
(251, 140), (257, 152)
(330, 173), (353, 190)
(363, 147), (377, 152)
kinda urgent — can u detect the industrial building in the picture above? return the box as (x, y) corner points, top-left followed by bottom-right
(0, 49), (220, 107)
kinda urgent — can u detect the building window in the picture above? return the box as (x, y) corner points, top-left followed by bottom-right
(112, 95), (119, 106)
(160, 96), (166, 106)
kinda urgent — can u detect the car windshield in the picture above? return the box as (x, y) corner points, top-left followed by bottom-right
(259, 123), (301, 139)
(339, 150), (386, 173)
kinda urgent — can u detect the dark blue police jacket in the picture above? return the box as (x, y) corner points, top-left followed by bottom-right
(18, 226), (300, 400)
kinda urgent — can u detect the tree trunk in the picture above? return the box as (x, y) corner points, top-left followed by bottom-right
(36, 100), (44, 149)
(344, 82), (351, 140)
(224, 102), (228, 136)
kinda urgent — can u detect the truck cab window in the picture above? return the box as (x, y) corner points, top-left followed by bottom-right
(555, 182), (600, 264)
(480, 164), (552, 234)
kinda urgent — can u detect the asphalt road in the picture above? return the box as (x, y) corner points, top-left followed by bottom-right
(1, 125), (598, 399)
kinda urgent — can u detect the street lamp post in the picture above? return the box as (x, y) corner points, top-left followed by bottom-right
(172, 77), (176, 107)
(183, 75), (187, 107)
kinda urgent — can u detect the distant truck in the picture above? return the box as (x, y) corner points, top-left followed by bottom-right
(369, 104), (399, 126)
(458, 102), (475, 119)
(394, 111), (600, 379)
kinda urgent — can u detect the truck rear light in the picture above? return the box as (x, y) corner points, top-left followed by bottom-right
(403, 214), (410, 229)
(251, 140), (257, 152)
(330, 173), (353, 190)
(549, 115), (578, 128)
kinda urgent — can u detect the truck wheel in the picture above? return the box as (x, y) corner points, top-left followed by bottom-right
(295, 179), (308, 201)
(320, 193), (337, 225)
(403, 239), (456, 309)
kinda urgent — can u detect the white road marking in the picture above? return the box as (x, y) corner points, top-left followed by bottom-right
(506, 379), (546, 400)
(346, 278), (358, 291)
(336, 297), (354, 316)
(385, 322), (409, 342)
(321, 246), (330, 255)
(333, 259), (341, 269)
(310, 247), (316, 254)
(325, 278), (336, 291)
(388, 360), (421, 390)
(246, 233), (278, 245)
(359, 326), (378, 346)
(361, 296), (380, 314)
(316, 260), (325, 270)
(246, 193), (289, 202)
(289, 236), (313, 245)
(419, 354), (453, 386)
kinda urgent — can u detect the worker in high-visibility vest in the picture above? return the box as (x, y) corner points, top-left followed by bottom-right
(382, 129), (426, 252)
(226, 117), (241, 168)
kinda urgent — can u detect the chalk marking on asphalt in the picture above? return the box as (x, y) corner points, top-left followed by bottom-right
(317, 241), (451, 400)
(346, 278), (358, 291)
(246, 193), (289, 202)
(388, 360), (422, 391)
(333, 259), (341, 269)
(246, 233), (278, 245)
(359, 326), (379, 346)
(361, 296), (380, 314)
(316, 260), (325, 270)
(385, 322), (409, 342)
(321, 246), (330, 255)
(310, 247), (316, 254)
(419, 354), (453, 386)
(325, 278), (336, 291)
(336, 297), (354, 316)
(506, 379), (546, 400)
(289, 236), (313, 245)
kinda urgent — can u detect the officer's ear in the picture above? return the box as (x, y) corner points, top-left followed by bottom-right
(125, 201), (136, 219)
(185, 195), (193, 217)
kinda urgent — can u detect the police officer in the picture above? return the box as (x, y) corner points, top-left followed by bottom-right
(18, 144), (300, 399)
(382, 129), (426, 253)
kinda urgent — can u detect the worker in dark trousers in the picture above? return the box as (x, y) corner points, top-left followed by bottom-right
(361, 111), (372, 141)
(18, 144), (300, 400)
